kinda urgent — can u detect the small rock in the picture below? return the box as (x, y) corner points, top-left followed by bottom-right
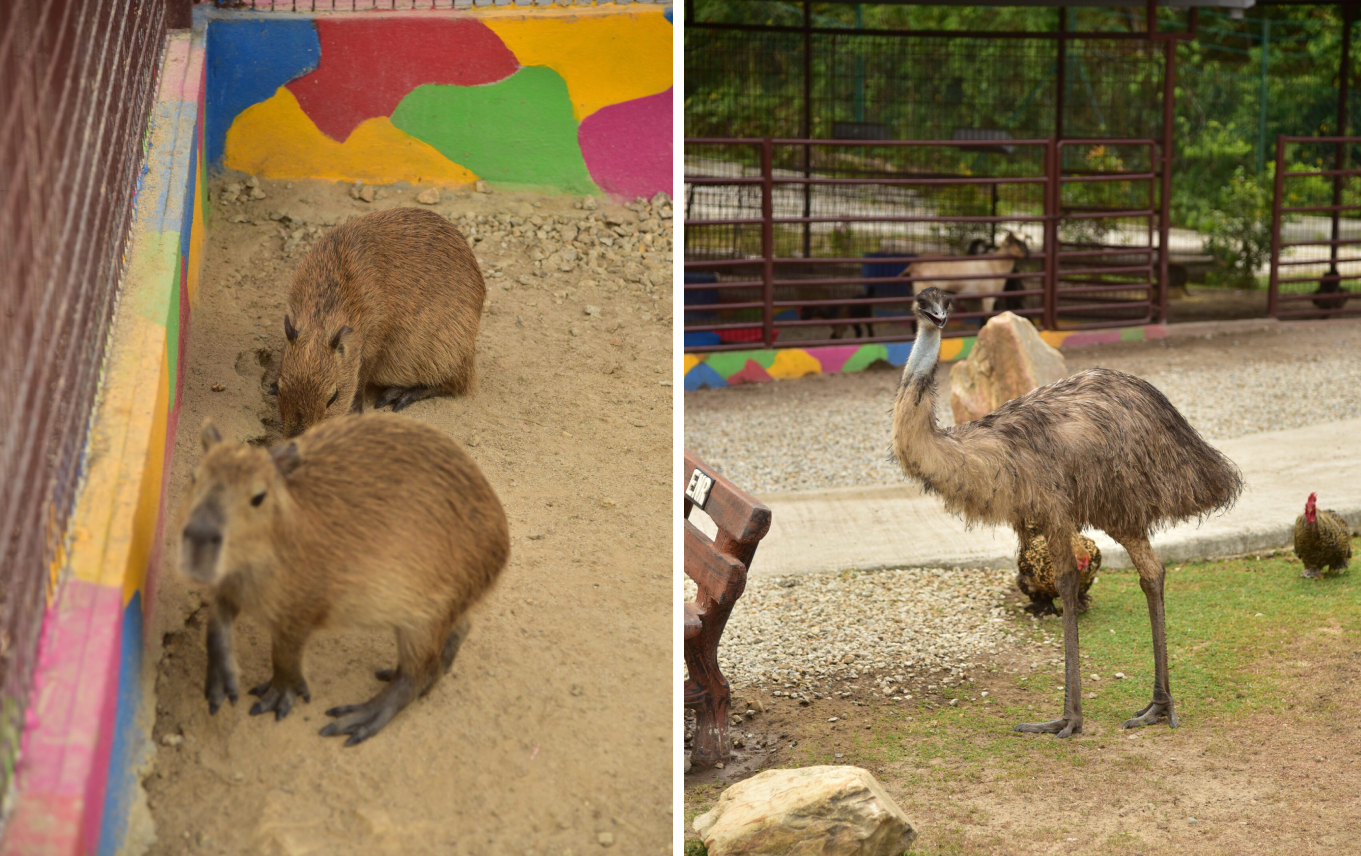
(827, 717), (838, 723)
(350, 181), (363, 199)
(416, 188), (440, 205)
(161, 733), (183, 747)
(1114, 672), (1126, 679)
(570, 327), (580, 337)
(249, 186), (266, 201)
(466, 434), (481, 447)
(597, 832), (614, 847)
(210, 383), (225, 392)
(245, 175), (259, 188)
(528, 532), (545, 541)
(600, 497), (616, 508)
(585, 305), (601, 317)
(1188, 817), (1198, 824)
(693, 766), (916, 856)
(358, 185), (376, 203)
(475, 180), (491, 194)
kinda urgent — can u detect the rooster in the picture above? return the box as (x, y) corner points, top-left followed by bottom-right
(1294, 492), (1351, 578)
(1016, 524), (1101, 616)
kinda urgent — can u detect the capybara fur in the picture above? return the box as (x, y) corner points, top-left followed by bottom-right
(275, 207), (485, 437)
(179, 412), (509, 745)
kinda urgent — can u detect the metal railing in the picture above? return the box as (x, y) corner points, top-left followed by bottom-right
(684, 137), (1164, 352)
(1269, 134), (1361, 320)
(0, 0), (168, 807)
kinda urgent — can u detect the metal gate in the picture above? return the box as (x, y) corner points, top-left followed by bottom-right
(1268, 134), (1361, 319)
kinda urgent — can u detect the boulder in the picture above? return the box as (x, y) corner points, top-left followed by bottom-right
(692, 766), (917, 856)
(949, 311), (1066, 424)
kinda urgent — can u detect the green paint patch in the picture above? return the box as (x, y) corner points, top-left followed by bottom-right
(124, 233), (179, 325)
(392, 68), (599, 194)
(705, 351), (762, 378)
(841, 344), (888, 373)
(1119, 326), (1147, 342)
(166, 256), (183, 411)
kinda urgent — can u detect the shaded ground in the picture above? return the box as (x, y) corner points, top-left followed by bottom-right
(685, 546), (1361, 855)
(139, 179), (672, 855)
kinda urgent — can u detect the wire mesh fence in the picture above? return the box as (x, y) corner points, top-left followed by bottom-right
(0, 0), (166, 805)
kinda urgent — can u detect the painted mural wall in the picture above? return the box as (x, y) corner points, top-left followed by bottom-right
(208, 8), (673, 199)
(682, 325), (1170, 390)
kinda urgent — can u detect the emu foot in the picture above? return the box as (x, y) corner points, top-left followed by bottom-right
(204, 656), (239, 715)
(375, 386), (435, 412)
(248, 676), (310, 720)
(320, 675), (415, 746)
(1023, 598), (1060, 617)
(1014, 717), (1082, 739)
(1123, 698), (1177, 729)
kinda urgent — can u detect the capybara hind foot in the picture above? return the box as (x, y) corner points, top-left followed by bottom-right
(321, 673), (418, 746)
(375, 385), (438, 412)
(248, 676), (310, 721)
(375, 618), (471, 683)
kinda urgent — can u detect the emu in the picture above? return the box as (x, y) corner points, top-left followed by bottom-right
(891, 288), (1242, 738)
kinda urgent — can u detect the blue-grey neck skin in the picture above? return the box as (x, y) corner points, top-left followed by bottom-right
(902, 323), (941, 384)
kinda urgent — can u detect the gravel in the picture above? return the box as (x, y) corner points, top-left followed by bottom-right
(685, 334), (1361, 495)
(686, 565), (1018, 696)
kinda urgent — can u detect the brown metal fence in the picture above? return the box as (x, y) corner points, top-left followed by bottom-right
(683, 137), (1164, 352)
(1269, 134), (1361, 319)
(217, 0), (666, 9)
(0, 0), (168, 799)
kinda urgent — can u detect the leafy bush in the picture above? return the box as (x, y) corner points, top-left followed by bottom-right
(1202, 166), (1273, 283)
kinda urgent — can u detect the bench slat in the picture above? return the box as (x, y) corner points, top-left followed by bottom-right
(683, 520), (744, 605)
(684, 450), (772, 549)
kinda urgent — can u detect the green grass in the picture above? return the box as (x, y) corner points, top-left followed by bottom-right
(685, 543), (1361, 852)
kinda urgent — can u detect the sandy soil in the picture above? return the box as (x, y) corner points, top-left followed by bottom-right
(139, 179), (672, 855)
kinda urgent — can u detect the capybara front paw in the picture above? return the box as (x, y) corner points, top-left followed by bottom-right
(205, 657), (239, 715)
(248, 677), (310, 720)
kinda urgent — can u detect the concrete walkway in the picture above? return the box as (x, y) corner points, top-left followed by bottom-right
(741, 416), (1361, 576)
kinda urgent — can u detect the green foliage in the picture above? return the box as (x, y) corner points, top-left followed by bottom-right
(1202, 167), (1273, 283)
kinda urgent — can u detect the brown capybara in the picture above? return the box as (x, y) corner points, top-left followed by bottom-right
(179, 412), (509, 745)
(274, 207), (485, 437)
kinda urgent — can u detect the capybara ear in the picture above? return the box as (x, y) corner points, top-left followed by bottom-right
(284, 315), (298, 343)
(329, 325), (352, 354)
(200, 420), (223, 450)
(271, 441), (302, 477)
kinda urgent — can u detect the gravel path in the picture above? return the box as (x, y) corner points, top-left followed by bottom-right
(687, 566), (1021, 697)
(685, 322), (1361, 495)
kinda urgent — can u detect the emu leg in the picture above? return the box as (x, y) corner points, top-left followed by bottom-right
(1015, 527), (1083, 738)
(1121, 536), (1178, 729)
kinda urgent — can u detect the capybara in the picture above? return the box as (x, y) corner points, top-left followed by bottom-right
(179, 412), (509, 745)
(274, 207), (485, 437)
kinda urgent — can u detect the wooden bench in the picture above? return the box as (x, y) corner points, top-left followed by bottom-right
(683, 449), (772, 767)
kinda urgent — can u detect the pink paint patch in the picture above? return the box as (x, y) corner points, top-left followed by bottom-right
(805, 345), (860, 374)
(577, 88), (671, 201)
(1058, 330), (1122, 348)
(727, 359), (774, 385)
(1144, 324), (1167, 340)
(287, 18), (518, 141)
(6, 580), (122, 855)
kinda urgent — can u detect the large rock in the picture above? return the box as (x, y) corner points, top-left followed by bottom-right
(950, 311), (1067, 424)
(692, 766), (917, 856)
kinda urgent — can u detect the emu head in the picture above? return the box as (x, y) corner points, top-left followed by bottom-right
(914, 287), (953, 329)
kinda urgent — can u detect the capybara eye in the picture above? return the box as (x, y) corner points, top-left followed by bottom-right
(327, 389), (339, 407)
(250, 491), (266, 507)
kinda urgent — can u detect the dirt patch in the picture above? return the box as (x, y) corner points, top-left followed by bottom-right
(685, 564), (1361, 856)
(142, 179), (671, 855)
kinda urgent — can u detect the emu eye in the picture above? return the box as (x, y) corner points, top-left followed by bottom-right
(250, 491), (266, 507)
(327, 389), (339, 407)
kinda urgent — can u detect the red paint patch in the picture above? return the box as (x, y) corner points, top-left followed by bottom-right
(727, 359), (774, 386)
(805, 345), (859, 374)
(286, 19), (518, 141)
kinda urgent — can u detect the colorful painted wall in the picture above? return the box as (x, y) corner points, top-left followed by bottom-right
(207, 7), (673, 199)
(1, 31), (207, 856)
(683, 325), (1169, 390)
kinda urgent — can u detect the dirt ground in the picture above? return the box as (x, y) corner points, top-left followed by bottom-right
(685, 555), (1361, 856)
(138, 179), (672, 855)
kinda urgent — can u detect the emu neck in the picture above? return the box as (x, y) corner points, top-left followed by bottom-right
(892, 324), (957, 487)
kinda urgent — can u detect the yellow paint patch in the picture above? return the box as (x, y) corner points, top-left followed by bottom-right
(485, 10), (672, 121)
(940, 338), (965, 362)
(684, 354), (701, 373)
(768, 349), (822, 380)
(224, 88), (478, 186)
(122, 355), (170, 605)
(1039, 330), (1068, 348)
